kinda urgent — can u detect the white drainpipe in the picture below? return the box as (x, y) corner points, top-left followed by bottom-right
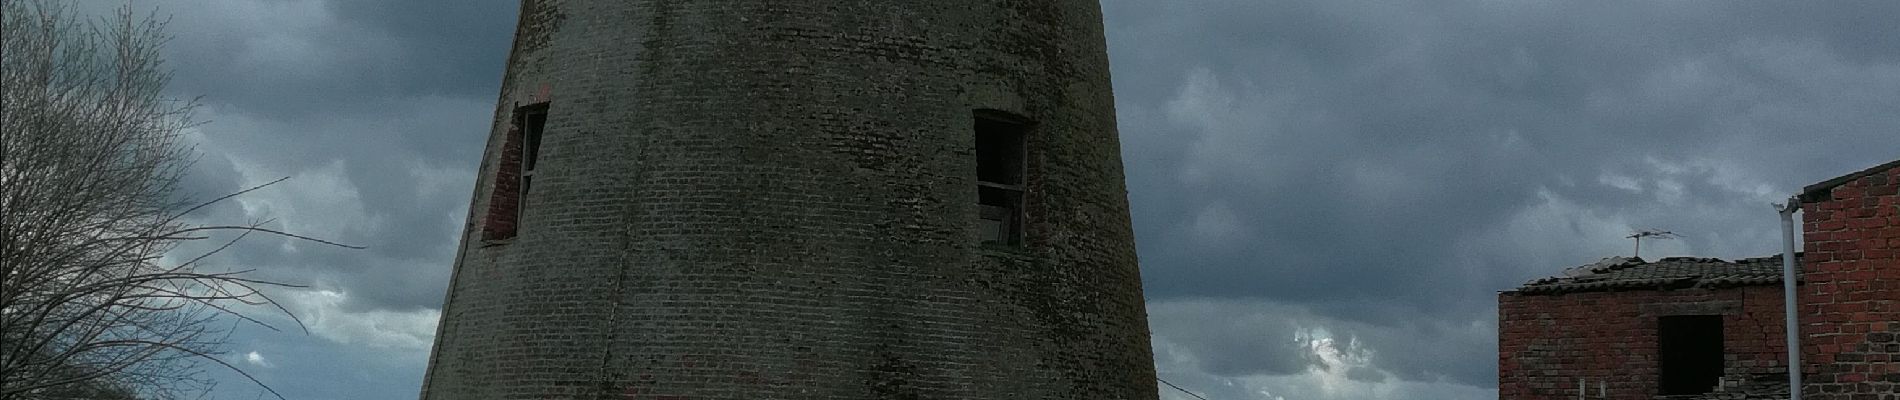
(1777, 198), (1801, 400)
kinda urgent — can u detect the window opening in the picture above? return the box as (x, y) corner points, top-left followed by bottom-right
(481, 103), (547, 241)
(517, 105), (546, 233)
(975, 111), (1026, 246)
(1657, 315), (1724, 395)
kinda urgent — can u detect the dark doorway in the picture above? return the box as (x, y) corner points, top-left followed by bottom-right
(1657, 315), (1724, 395)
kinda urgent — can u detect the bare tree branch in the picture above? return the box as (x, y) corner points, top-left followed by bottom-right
(1, 1), (357, 399)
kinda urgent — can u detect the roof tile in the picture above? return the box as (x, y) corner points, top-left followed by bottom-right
(1510, 255), (1795, 294)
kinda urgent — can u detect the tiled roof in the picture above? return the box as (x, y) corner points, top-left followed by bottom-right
(1511, 255), (1795, 295)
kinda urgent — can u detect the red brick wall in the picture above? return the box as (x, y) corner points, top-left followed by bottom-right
(1798, 163), (1900, 398)
(480, 125), (523, 241)
(1498, 286), (1790, 399)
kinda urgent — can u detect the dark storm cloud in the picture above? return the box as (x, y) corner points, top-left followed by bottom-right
(157, 0), (515, 123)
(112, 0), (1900, 398)
(1105, 0), (1900, 392)
(147, 0), (518, 315)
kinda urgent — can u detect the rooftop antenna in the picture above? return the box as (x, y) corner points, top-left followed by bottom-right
(1626, 229), (1679, 258)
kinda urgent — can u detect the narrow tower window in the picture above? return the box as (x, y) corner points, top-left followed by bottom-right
(1657, 315), (1724, 395)
(482, 103), (548, 241)
(517, 104), (547, 231)
(974, 111), (1027, 246)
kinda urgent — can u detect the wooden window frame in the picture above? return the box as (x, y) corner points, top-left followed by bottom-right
(974, 109), (1029, 247)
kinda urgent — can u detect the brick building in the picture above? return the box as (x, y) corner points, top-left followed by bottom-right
(1499, 159), (1899, 400)
(1795, 160), (1900, 399)
(419, 0), (1157, 399)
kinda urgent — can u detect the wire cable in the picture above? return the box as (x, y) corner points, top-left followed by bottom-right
(1158, 377), (1210, 400)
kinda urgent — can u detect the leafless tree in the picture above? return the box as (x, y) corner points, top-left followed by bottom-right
(1, 2), (355, 399)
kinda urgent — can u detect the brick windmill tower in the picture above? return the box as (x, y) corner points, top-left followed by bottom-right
(419, 1), (1156, 399)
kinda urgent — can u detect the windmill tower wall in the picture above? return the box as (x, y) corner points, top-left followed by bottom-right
(419, 1), (1156, 399)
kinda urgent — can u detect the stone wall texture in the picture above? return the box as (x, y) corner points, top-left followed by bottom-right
(1798, 163), (1899, 400)
(418, 1), (1157, 399)
(1497, 286), (1792, 399)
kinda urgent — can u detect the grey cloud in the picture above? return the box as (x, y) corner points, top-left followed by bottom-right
(1150, 299), (1495, 388)
(173, 97), (487, 312)
(1152, 302), (1319, 377)
(101, 0), (1900, 398)
(141, 0), (507, 317)
(1344, 366), (1387, 383)
(1106, 0), (1900, 391)
(153, 0), (515, 123)
(202, 324), (430, 400)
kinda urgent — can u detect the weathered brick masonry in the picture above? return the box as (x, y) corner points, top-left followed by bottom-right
(1797, 160), (1900, 399)
(420, 1), (1156, 399)
(481, 125), (523, 240)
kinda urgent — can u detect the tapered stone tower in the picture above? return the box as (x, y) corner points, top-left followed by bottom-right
(419, 1), (1155, 399)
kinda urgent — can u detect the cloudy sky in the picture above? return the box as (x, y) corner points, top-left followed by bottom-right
(82, 0), (1900, 399)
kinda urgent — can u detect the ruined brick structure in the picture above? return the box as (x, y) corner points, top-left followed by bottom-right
(419, 1), (1157, 399)
(1499, 159), (1899, 400)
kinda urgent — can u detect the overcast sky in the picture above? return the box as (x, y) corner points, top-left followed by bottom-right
(90, 0), (1900, 399)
